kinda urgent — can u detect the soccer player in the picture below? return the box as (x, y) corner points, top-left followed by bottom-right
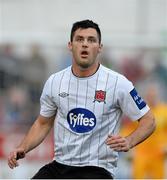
(8, 19), (156, 179)
(132, 84), (167, 179)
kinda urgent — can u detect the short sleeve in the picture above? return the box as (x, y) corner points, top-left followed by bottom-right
(40, 74), (58, 117)
(116, 75), (150, 121)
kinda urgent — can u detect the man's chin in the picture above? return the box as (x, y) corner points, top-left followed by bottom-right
(78, 63), (90, 69)
(77, 60), (91, 69)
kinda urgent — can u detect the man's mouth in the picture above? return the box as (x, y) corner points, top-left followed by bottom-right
(81, 51), (89, 58)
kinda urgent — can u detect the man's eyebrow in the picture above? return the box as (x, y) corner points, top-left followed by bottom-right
(75, 35), (84, 38)
(75, 35), (97, 39)
(88, 36), (97, 39)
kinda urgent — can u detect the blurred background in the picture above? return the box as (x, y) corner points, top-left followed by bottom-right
(0, 0), (167, 178)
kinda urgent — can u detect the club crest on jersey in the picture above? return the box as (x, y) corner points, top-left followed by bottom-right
(93, 90), (106, 103)
(67, 108), (96, 133)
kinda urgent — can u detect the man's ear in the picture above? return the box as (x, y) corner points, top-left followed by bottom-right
(68, 42), (72, 51)
(98, 43), (103, 53)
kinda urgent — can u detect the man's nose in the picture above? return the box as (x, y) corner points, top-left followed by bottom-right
(82, 39), (88, 47)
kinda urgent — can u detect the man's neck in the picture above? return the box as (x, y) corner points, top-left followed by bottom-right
(72, 63), (100, 78)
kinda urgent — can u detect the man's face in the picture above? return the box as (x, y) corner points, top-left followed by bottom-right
(68, 28), (102, 69)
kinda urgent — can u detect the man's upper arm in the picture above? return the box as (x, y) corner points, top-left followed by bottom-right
(137, 110), (156, 135)
(37, 114), (55, 128)
(138, 110), (155, 124)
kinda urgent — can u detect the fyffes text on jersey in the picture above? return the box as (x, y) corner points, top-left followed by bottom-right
(67, 108), (96, 133)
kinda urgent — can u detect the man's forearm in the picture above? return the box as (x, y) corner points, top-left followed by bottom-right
(18, 115), (54, 153)
(126, 110), (156, 149)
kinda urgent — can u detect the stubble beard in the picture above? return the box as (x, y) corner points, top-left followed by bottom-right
(76, 57), (97, 69)
(77, 61), (90, 69)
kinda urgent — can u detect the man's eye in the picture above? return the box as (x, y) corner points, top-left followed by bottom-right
(88, 38), (96, 43)
(76, 38), (83, 42)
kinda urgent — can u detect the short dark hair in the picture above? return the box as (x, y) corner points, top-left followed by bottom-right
(70, 19), (101, 44)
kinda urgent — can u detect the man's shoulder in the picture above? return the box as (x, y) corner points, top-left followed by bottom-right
(49, 66), (71, 80)
(100, 64), (123, 78)
(100, 65), (132, 88)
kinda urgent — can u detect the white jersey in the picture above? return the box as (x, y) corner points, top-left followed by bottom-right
(40, 64), (149, 176)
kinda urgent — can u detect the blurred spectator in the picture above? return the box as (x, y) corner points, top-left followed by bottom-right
(120, 52), (146, 84)
(154, 59), (167, 96)
(23, 44), (47, 119)
(59, 55), (72, 70)
(23, 44), (47, 103)
(0, 134), (4, 158)
(132, 84), (167, 179)
(0, 96), (5, 124)
(0, 43), (23, 89)
(4, 85), (32, 125)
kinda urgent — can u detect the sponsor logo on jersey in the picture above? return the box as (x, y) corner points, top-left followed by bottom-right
(93, 90), (106, 103)
(58, 92), (69, 98)
(130, 88), (146, 110)
(67, 108), (96, 133)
